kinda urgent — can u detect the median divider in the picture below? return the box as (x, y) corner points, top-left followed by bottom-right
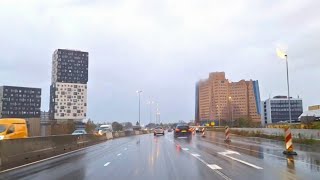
(0, 130), (151, 171)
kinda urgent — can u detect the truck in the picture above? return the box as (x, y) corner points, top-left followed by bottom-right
(98, 124), (113, 135)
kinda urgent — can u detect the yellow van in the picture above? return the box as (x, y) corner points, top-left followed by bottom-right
(0, 118), (28, 140)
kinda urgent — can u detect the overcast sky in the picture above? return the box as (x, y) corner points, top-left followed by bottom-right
(0, 0), (319, 124)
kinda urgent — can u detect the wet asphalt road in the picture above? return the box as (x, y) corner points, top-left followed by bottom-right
(0, 132), (319, 180)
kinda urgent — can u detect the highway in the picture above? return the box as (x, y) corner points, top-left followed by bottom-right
(0, 132), (319, 180)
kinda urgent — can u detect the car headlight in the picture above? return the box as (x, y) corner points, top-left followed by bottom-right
(0, 135), (4, 140)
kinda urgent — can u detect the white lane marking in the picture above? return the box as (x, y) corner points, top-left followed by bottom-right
(182, 148), (189, 151)
(208, 164), (222, 170)
(190, 152), (230, 180)
(218, 152), (263, 170)
(104, 162), (111, 167)
(117, 153), (122, 156)
(191, 153), (201, 157)
(219, 150), (240, 155)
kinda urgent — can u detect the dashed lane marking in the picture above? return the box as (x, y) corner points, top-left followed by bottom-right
(104, 162), (111, 167)
(218, 151), (263, 170)
(191, 153), (201, 157)
(208, 164), (222, 170)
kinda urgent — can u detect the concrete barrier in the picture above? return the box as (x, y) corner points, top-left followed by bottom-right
(0, 130), (146, 171)
(119, 131), (126, 137)
(0, 134), (107, 170)
(229, 128), (320, 140)
(106, 132), (113, 140)
(112, 132), (119, 138)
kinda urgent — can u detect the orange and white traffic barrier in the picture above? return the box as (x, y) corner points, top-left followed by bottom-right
(283, 127), (297, 155)
(224, 126), (231, 143)
(201, 128), (206, 137)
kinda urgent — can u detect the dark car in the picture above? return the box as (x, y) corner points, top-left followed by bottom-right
(174, 124), (192, 138)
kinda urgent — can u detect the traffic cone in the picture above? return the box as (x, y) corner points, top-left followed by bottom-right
(283, 127), (297, 155)
(224, 126), (231, 143)
(201, 128), (206, 137)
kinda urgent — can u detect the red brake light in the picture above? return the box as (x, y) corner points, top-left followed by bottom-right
(175, 128), (180, 132)
(188, 128), (193, 132)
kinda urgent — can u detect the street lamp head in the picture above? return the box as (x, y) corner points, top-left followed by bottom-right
(136, 90), (142, 93)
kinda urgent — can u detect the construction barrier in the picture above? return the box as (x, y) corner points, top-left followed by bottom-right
(283, 127), (297, 155)
(201, 128), (206, 137)
(224, 126), (231, 143)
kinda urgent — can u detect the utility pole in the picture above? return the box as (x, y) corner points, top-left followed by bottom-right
(136, 90), (142, 126)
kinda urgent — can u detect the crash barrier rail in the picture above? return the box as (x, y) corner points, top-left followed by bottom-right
(0, 130), (150, 171)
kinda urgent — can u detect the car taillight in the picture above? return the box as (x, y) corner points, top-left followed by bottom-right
(188, 128), (193, 132)
(175, 129), (180, 132)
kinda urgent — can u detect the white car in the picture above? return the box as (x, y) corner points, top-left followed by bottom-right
(72, 129), (87, 135)
(154, 127), (165, 136)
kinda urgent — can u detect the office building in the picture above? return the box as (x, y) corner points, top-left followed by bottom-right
(195, 72), (261, 125)
(49, 49), (89, 120)
(261, 96), (303, 125)
(0, 86), (41, 118)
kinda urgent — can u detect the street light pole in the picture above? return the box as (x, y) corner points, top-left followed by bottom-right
(136, 91), (143, 126)
(229, 96), (233, 127)
(217, 105), (221, 127)
(285, 55), (292, 124)
(147, 98), (154, 124)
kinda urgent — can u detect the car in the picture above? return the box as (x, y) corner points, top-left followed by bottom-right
(174, 124), (192, 138)
(72, 129), (87, 135)
(154, 127), (165, 136)
(167, 128), (173, 132)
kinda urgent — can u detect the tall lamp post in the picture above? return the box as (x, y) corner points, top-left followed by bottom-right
(277, 48), (292, 124)
(147, 98), (154, 124)
(136, 90), (142, 126)
(216, 104), (221, 127)
(229, 96), (233, 127)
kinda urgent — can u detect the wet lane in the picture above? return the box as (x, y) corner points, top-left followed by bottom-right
(0, 132), (319, 180)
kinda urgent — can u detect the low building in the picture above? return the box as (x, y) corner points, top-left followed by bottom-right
(308, 105), (320, 111)
(299, 110), (320, 122)
(0, 86), (41, 118)
(0, 86), (41, 136)
(261, 96), (303, 125)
